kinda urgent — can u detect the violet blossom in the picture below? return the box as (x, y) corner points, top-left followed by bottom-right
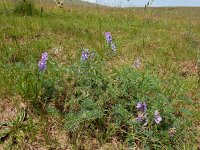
(105, 32), (112, 44)
(154, 110), (162, 124)
(136, 102), (147, 112)
(41, 52), (48, 61)
(81, 49), (90, 61)
(38, 52), (48, 71)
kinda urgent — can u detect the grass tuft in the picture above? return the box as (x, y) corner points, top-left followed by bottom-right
(13, 0), (39, 16)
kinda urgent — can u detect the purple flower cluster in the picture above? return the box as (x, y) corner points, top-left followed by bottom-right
(136, 102), (147, 112)
(105, 32), (116, 53)
(81, 49), (90, 61)
(154, 110), (162, 124)
(136, 101), (148, 126)
(136, 102), (162, 125)
(105, 32), (112, 44)
(38, 52), (48, 71)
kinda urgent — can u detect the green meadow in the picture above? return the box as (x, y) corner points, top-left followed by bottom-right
(0, 0), (199, 149)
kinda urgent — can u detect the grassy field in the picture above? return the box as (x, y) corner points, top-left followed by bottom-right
(0, 0), (199, 149)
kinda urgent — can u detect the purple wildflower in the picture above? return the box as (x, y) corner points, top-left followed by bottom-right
(42, 52), (48, 61)
(111, 42), (116, 53)
(38, 60), (47, 71)
(134, 58), (141, 68)
(136, 102), (147, 112)
(105, 32), (112, 44)
(169, 128), (176, 137)
(81, 49), (90, 61)
(38, 52), (48, 71)
(154, 110), (162, 124)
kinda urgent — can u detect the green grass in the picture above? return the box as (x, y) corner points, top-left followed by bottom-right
(0, 1), (199, 149)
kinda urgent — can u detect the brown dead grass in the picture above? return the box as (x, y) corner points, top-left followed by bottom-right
(0, 96), (129, 150)
(0, 97), (18, 123)
(179, 60), (198, 77)
(0, 96), (18, 150)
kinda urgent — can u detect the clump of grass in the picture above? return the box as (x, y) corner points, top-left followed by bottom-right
(13, 0), (38, 16)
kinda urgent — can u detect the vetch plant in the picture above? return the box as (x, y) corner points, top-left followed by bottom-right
(136, 102), (148, 126)
(135, 101), (163, 127)
(1, 3), (198, 149)
(81, 49), (90, 61)
(38, 52), (48, 71)
(136, 102), (147, 112)
(105, 32), (117, 53)
(105, 32), (112, 44)
(9, 54), (187, 149)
